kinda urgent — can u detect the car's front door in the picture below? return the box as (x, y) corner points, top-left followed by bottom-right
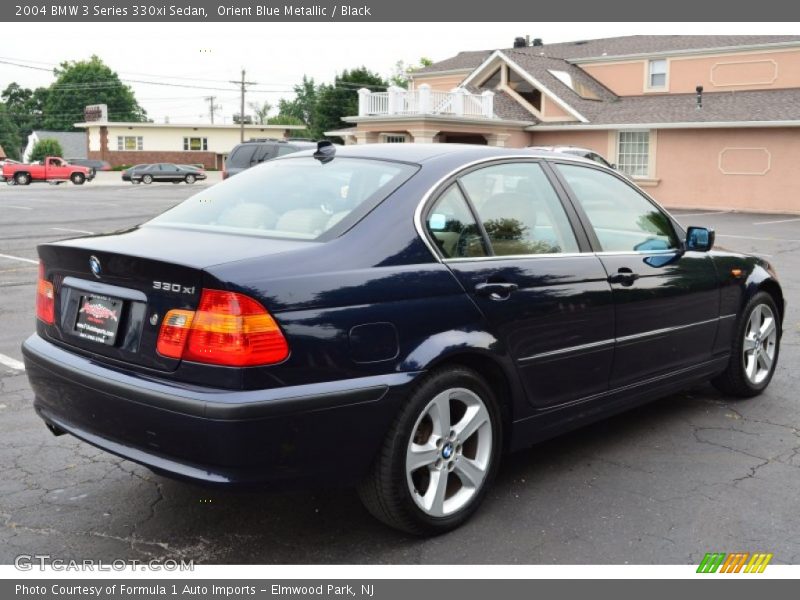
(423, 160), (615, 408)
(552, 162), (721, 389)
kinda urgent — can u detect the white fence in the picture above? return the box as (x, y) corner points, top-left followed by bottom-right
(358, 85), (495, 119)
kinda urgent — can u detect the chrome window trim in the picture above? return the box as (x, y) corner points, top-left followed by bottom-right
(413, 154), (606, 263)
(442, 252), (591, 263)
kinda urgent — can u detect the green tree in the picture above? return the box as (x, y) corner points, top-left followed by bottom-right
(1, 83), (49, 144)
(276, 76), (318, 132)
(43, 55), (147, 130)
(314, 67), (387, 141)
(389, 57), (434, 88)
(29, 138), (63, 162)
(248, 100), (273, 125)
(0, 102), (22, 160)
(267, 114), (312, 139)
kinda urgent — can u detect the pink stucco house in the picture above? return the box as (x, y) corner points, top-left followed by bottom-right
(331, 35), (800, 213)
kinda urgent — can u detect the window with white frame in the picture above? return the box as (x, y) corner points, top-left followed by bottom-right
(616, 131), (650, 178)
(183, 137), (208, 151)
(648, 59), (667, 88)
(117, 136), (143, 151)
(382, 134), (407, 143)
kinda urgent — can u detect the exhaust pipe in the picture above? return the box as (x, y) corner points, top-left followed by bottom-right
(46, 422), (66, 437)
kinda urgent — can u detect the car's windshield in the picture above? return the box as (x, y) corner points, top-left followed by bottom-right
(147, 156), (417, 240)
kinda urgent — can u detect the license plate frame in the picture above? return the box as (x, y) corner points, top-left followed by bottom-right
(74, 294), (123, 346)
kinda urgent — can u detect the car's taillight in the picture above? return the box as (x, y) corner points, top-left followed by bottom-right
(155, 310), (195, 359)
(156, 290), (289, 366)
(36, 262), (55, 324)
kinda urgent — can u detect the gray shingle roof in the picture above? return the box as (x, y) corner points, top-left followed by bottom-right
(32, 131), (87, 159)
(414, 35), (800, 74)
(414, 36), (800, 128)
(542, 88), (800, 126)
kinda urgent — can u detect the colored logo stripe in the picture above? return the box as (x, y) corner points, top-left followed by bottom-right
(697, 552), (773, 573)
(697, 553), (726, 573)
(744, 553), (773, 573)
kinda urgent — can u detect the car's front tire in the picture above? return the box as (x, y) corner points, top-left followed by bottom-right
(712, 291), (781, 397)
(71, 173), (85, 185)
(142, 174), (153, 184)
(358, 366), (502, 535)
(185, 174), (196, 184)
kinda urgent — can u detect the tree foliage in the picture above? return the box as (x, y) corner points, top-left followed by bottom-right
(0, 102), (23, 160)
(313, 67), (387, 141)
(248, 100), (273, 125)
(1, 83), (49, 153)
(276, 76), (319, 135)
(29, 138), (63, 162)
(43, 55), (147, 130)
(389, 57), (434, 88)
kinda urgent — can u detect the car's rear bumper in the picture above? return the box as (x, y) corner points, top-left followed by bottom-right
(22, 334), (416, 487)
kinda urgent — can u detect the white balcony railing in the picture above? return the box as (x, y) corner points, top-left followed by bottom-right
(358, 84), (495, 119)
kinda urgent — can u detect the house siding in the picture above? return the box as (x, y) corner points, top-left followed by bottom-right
(653, 127), (800, 213)
(580, 48), (800, 96)
(411, 73), (469, 91)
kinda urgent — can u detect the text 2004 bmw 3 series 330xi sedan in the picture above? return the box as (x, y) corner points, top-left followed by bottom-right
(23, 143), (784, 535)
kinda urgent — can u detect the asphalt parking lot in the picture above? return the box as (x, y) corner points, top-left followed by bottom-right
(1, 182), (799, 565)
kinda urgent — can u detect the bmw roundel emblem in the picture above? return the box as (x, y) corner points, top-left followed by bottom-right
(89, 255), (101, 278)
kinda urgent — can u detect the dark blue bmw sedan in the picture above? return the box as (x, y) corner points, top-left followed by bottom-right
(23, 143), (784, 534)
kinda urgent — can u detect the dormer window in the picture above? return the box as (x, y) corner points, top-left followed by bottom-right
(648, 59), (667, 89)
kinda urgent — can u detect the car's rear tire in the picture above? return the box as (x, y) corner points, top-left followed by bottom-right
(185, 174), (196, 184)
(71, 173), (85, 185)
(358, 366), (502, 535)
(15, 172), (30, 185)
(142, 174), (153, 184)
(712, 291), (781, 398)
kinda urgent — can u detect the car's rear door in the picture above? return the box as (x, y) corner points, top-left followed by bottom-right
(422, 159), (615, 408)
(551, 162), (721, 389)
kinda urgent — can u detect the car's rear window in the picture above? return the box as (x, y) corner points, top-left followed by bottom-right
(146, 157), (417, 240)
(227, 145), (258, 167)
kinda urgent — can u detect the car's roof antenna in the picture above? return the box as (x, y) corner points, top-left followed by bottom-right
(314, 140), (336, 164)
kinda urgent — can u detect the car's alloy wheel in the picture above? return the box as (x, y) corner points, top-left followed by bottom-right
(742, 303), (778, 386)
(71, 173), (85, 185)
(142, 175), (153, 184)
(712, 291), (781, 397)
(185, 174), (196, 184)
(15, 172), (30, 185)
(406, 388), (492, 518)
(358, 366), (502, 535)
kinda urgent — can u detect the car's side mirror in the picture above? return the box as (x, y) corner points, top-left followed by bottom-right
(686, 226), (715, 252)
(610, 163), (617, 170)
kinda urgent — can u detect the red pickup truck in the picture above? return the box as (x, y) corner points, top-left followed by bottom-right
(2, 156), (95, 186)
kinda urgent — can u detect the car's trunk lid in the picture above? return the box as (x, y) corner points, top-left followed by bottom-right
(38, 225), (315, 371)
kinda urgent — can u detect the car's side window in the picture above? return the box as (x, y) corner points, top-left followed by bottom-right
(425, 185), (487, 259)
(556, 163), (679, 252)
(460, 162), (580, 256)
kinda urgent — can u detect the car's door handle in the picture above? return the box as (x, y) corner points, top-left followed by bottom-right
(475, 282), (519, 299)
(607, 268), (640, 286)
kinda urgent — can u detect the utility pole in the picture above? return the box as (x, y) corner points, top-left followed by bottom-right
(230, 69), (256, 142)
(204, 95), (221, 124)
